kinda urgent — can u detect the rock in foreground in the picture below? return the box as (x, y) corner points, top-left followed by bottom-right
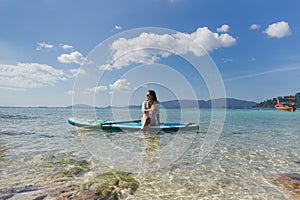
(272, 173), (300, 199)
(53, 170), (139, 200)
(82, 171), (139, 199)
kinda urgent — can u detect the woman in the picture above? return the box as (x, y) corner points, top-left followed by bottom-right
(141, 90), (160, 130)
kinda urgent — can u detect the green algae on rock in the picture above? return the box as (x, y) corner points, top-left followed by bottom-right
(56, 158), (90, 177)
(74, 171), (140, 199)
(29, 156), (91, 186)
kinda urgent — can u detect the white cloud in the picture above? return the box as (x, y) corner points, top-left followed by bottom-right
(36, 42), (54, 50)
(0, 63), (66, 89)
(68, 68), (86, 77)
(57, 51), (87, 65)
(60, 44), (74, 51)
(108, 27), (236, 69)
(218, 33), (236, 47)
(86, 86), (108, 93)
(109, 79), (131, 92)
(99, 64), (113, 71)
(250, 24), (261, 30)
(217, 24), (230, 33)
(115, 25), (122, 30)
(264, 21), (292, 38)
(36, 42), (75, 51)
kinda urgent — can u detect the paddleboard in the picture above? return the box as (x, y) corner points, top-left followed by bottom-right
(68, 117), (199, 133)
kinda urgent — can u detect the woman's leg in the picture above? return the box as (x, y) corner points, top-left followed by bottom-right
(141, 116), (151, 130)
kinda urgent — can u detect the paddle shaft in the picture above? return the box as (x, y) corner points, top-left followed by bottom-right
(101, 119), (141, 125)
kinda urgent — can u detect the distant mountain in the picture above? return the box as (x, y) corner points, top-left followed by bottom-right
(160, 99), (205, 109)
(160, 98), (257, 109)
(65, 104), (94, 109)
(210, 98), (257, 108)
(66, 98), (257, 109)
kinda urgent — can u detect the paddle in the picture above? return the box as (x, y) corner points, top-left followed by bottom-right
(100, 119), (141, 125)
(84, 119), (139, 126)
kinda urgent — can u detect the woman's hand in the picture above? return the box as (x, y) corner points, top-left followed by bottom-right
(144, 111), (149, 115)
(145, 108), (152, 112)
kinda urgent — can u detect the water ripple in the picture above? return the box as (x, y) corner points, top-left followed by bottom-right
(0, 131), (36, 136)
(0, 114), (37, 120)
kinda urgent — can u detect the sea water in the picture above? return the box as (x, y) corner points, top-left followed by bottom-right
(0, 107), (299, 199)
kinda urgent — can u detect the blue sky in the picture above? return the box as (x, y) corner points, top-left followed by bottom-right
(0, 0), (299, 107)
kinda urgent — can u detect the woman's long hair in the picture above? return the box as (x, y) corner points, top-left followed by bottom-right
(148, 90), (158, 102)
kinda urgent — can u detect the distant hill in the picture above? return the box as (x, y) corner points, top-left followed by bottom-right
(254, 92), (300, 108)
(160, 98), (257, 109)
(64, 98), (258, 109)
(65, 104), (94, 109)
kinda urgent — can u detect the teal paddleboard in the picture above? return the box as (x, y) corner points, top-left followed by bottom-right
(68, 117), (199, 132)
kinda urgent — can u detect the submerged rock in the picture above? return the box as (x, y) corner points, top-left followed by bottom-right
(64, 171), (140, 199)
(26, 170), (139, 200)
(0, 146), (6, 161)
(0, 154), (139, 200)
(57, 158), (90, 177)
(29, 155), (91, 184)
(272, 173), (300, 199)
(0, 193), (14, 200)
(0, 185), (42, 200)
(41, 158), (90, 182)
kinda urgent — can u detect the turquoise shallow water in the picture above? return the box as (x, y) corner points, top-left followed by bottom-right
(0, 107), (299, 199)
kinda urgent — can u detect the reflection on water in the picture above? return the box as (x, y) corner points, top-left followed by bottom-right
(140, 134), (164, 173)
(143, 134), (162, 154)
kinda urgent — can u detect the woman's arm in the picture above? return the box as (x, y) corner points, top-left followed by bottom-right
(142, 101), (147, 113)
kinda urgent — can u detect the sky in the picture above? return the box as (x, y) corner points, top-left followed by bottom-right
(0, 0), (300, 107)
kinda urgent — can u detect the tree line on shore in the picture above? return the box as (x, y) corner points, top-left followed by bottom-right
(254, 92), (300, 108)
